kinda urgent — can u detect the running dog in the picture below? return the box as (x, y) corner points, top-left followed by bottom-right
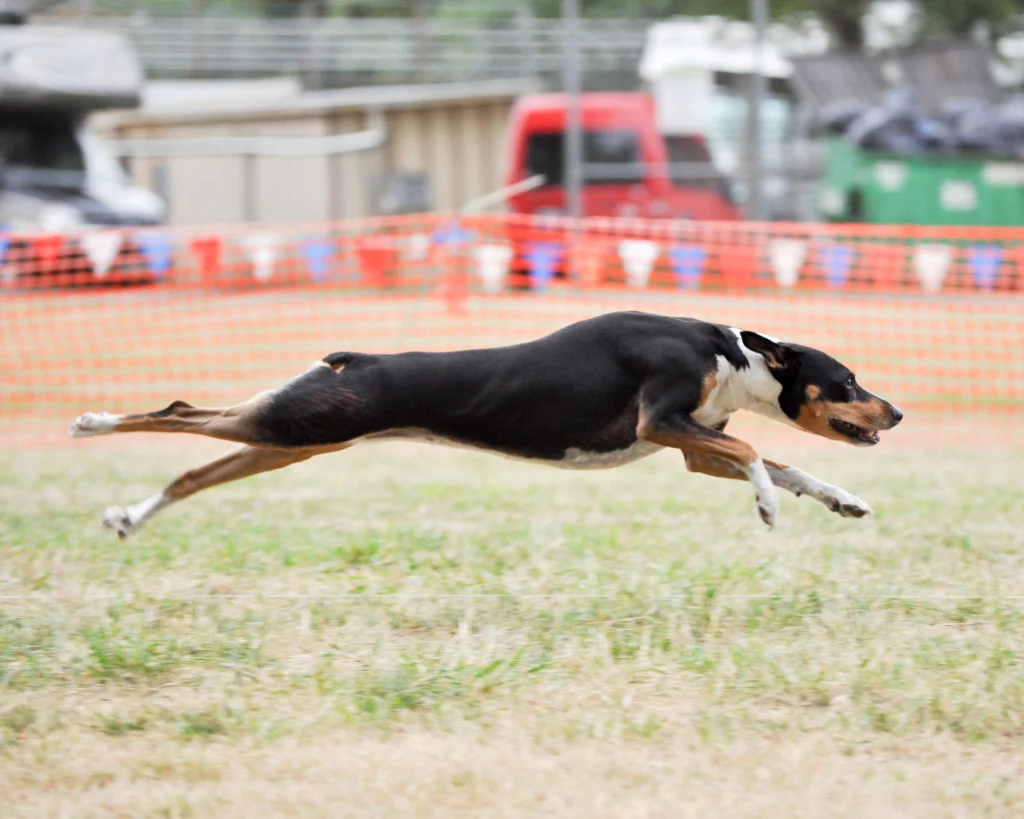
(69, 311), (903, 538)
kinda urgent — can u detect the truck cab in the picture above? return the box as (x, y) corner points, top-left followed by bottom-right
(504, 92), (740, 221)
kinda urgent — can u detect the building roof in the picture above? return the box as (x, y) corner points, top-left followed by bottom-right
(101, 77), (541, 128)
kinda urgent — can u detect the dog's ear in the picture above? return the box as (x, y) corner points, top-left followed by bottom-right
(740, 331), (790, 370)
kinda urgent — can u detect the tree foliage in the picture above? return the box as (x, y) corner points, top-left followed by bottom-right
(915, 0), (1024, 38)
(528, 0), (1024, 46)
(150, 0), (1024, 47)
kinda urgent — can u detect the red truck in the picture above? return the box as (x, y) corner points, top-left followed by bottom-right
(504, 92), (740, 221)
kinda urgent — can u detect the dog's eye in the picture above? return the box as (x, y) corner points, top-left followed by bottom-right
(845, 375), (856, 390)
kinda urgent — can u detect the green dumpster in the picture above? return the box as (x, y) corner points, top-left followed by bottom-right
(819, 137), (1024, 225)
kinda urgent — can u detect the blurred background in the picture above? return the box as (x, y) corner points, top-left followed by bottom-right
(6, 0), (1024, 231)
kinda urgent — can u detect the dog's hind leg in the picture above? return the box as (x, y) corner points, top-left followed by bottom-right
(70, 363), (370, 448)
(683, 452), (873, 519)
(69, 395), (273, 445)
(101, 443), (344, 539)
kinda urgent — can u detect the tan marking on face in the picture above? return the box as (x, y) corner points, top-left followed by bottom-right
(797, 397), (893, 442)
(796, 402), (843, 441)
(806, 384), (821, 400)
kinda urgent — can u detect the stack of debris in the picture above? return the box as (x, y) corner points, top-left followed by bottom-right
(792, 41), (1024, 157)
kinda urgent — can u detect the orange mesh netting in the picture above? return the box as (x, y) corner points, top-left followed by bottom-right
(2, 213), (1021, 447)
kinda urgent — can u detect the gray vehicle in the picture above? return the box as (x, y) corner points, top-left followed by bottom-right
(0, 15), (163, 279)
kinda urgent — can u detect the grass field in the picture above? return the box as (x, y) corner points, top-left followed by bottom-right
(3, 428), (1024, 817)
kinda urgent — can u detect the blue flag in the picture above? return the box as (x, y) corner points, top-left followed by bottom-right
(301, 237), (335, 282)
(669, 244), (707, 289)
(136, 231), (174, 279)
(968, 244), (1002, 291)
(819, 244), (854, 289)
(525, 241), (563, 290)
(431, 222), (473, 248)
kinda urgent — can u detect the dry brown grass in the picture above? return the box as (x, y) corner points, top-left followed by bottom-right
(7, 729), (1024, 818)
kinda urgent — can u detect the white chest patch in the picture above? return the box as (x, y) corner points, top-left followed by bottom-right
(691, 332), (799, 430)
(692, 354), (737, 428)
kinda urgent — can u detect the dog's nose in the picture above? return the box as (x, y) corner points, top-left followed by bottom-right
(889, 405), (904, 426)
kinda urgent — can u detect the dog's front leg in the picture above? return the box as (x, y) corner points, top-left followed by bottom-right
(638, 411), (778, 528)
(766, 464), (873, 518)
(684, 453), (872, 519)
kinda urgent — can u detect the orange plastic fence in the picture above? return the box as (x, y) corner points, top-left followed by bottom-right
(2, 212), (1022, 446)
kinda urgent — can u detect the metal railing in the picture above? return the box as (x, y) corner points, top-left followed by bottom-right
(55, 15), (650, 86)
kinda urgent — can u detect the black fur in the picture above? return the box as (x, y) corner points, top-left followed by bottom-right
(256, 311), (900, 457)
(259, 312), (746, 455)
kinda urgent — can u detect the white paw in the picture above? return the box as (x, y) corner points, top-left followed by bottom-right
(102, 505), (136, 540)
(746, 459), (778, 529)
(756, 489), (779, 529)
(69, 412), (120, 438)
(820, 487), (873, 519)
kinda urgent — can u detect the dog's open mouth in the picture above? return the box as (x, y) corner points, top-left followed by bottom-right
(829, 418), (880, 445)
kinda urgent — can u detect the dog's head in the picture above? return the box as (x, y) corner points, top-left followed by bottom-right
(740, 331), (903, 446)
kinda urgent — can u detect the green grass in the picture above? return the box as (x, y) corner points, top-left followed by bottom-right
(1, 434), (1023, 816)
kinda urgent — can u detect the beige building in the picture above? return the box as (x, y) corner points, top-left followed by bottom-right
(97, 79), (537, 226)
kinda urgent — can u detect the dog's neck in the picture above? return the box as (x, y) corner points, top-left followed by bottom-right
(717, 329), (796, 426)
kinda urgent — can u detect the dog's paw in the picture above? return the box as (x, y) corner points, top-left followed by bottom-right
(69, 412), (120, 438)
(822, 487), (873, 519)
(756, 491), (779, 529)
(102, 506), (135, 540)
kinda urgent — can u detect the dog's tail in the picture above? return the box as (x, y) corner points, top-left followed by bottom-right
(322, 351), (356, 372)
